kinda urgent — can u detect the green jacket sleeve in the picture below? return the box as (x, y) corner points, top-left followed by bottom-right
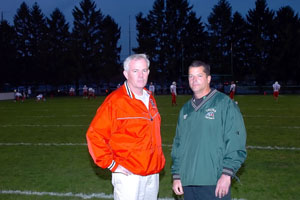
(223, 100), (247, 174)
(171, 110), (183, 176)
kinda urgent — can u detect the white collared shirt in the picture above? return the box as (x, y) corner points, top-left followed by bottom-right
(133, 89), (150, 110)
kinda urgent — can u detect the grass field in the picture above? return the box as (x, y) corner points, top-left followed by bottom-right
(0, 94), (300, 200)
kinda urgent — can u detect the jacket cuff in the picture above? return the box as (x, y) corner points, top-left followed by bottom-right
(222, 167), (234, 177)
(172, 174), (181, 180)
(107, 160), (118, 172)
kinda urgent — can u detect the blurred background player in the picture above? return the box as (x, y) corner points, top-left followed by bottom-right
(36, 94), (45, 102)
(69, 87), (75, 96)
(14, 90), (22, 102)
(105, 87), (111, 96)
(272, 81), (281, 101)
(88, 87), (95, 99)
(170, 81), (177, 106)
(22, 91), (26, 102)
(83, 85), (88, 98)
(149, 82), (155, 95)
(229, 81), (236, 100)
(27, 87), (32, 98)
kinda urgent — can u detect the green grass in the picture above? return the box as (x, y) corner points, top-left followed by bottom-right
(0, 94), (300, 200)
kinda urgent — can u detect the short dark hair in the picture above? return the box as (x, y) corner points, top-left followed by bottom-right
(189, 60), (211, 76)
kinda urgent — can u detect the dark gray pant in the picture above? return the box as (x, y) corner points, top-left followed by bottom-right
(183, 185), (231, 200)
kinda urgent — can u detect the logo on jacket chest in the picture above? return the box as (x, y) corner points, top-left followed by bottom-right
(150, 99), (156, 108)
(205, 108), (216, 119)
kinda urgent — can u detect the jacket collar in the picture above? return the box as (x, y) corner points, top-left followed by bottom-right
(124, 81), (133, 99)
(191, 89), (218, 111)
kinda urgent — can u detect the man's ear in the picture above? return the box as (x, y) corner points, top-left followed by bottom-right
(207, 75), (211, 84)
(123, 70), (128, 79)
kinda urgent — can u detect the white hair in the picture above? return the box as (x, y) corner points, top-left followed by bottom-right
(123, 54), (150, 71)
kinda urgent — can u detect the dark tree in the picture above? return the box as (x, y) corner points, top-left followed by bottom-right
(0, 20), (17, 87)
(72, 0), (104, 85)
(135, 0), (206, 83)
(231, 12), (249, 81)
(134, 0), (166, 81)
(13, 2), (32, 84)
(207, 0), (232, 75)
(134, 12), (156, 56)
(272, 6), (300, 84)
(164, 0), (193, 80)
(182, 12), (208, 75)
(46, 8), (71, 86)
(30, 2), (47, 84)
(246, 0), (275, 85)
(100, 15), (121, 83)
(4, 0), (300, 89)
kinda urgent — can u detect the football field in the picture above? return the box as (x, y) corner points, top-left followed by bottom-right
(0, 94), (299, 200)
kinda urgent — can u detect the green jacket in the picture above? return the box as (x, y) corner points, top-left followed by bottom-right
(171, 89), (247, 186)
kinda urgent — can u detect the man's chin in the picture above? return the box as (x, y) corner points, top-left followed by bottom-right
(137, 83), (146, 88)
(191, 86), (200, 90)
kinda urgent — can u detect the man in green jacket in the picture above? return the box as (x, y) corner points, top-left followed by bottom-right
(171, 60), (247, 199)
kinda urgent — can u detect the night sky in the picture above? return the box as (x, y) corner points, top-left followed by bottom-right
(1, 0), (299, 60)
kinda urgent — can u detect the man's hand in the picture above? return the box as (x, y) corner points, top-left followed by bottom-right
(172, 179), (184, 195)
(215, 174), (231, 198)
(114, 165), (133, 176)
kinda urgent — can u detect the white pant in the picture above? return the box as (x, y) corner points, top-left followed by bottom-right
(112, 173), (159, 200)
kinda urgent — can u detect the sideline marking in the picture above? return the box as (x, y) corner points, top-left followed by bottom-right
(17, 115), (55, 118)
(248, 125), (300, 129)
(15, 115), (89, 118)
(247, 145), (300, 150)
(243, 115), (300, 118)
(0, 142), (86, 146)
(0, 190), (113, 199)
(0, 190), (246, 200)
(0, 142), (299, 151)
(0, 124), (87, 127)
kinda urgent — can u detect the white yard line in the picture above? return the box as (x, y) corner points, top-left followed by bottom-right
(0, 190), (246, 200)
(15, 115), (89, 118)
(247, 125), (300, 129)
(0, 124), (87, 127)
(0, 142), (299, 151)
(243, 115), (300, 118)
(0, 190), (113, 199)
(71, 115), (89, 117)
(247, 145), (300, 150)
(256, 108), (288, 111)
(0, 142), (87, 146)
(17, 115), (56, 118)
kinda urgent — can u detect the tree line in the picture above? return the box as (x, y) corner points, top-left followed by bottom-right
(1, 0), (300, 91)
(0, 0), (120, 91)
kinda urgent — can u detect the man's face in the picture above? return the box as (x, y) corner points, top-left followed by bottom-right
(123, 59), (149, 93)
(188, 66), (211, 95)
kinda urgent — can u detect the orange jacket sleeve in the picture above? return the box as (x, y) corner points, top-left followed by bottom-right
(86, 100), (118, 172)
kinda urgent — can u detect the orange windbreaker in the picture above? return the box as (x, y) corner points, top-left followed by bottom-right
(86, 81), (165, 176)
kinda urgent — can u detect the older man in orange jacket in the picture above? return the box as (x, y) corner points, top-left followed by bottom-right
(86, 54), (165, 200)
